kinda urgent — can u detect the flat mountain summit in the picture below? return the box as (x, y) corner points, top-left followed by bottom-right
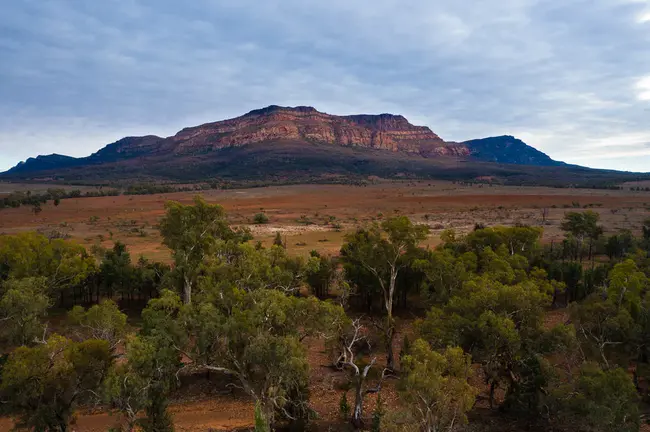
(5, 105), (636, 186)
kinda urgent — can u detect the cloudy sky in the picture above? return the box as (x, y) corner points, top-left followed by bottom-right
(1, 0), (650, 172)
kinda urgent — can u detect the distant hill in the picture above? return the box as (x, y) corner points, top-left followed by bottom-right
(8, 154), (81, 174)
(2, 105), (647, 186)
(462, 136), (564, 167)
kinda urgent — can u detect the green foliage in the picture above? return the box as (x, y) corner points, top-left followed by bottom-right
(0, 232), (97, 299)
(197, 242), (307, 296)
(413, 248), (470, 304)
(399, 335), (411, 361)
(568, 260), (648, 368)
(560, 211), (603, 262)
(108, 331), (181, 432)
(570, 295), (635, 368)
(255, 401), (270, 432)
(0, 335), (112, 432)
(607, 259), (648, 311)
(371, 394), (384, 432)
(253, 212), (269, 224)
(466, 225), (542, 259)
(0, 277), (50, 348)
(2, 193), (650, 432)
(547, 260), (584, 302)
(606, 230), (636, 260)
(399, 340), (477, 431)
(143, 287), (345, 430)
(341, 216), (429, 368)
(103, 361), (150, 431)
(550, 362), (640, 432)
(160, 195), (251, 303)
(306, 253), (337, 299)
(100, 241), (133, 298)
(561, 211), (602, 241)
(141, 388), (175, 432)
(417, 271), (555, 410)
(68, 299), (127, 349)
(339, 392), (350, 420)
(133, 256), (171, 300)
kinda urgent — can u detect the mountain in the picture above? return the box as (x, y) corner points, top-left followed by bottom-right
(7, 154), (81, 174)
(1, 105), (643, 186)
(462, 136), (563, 167)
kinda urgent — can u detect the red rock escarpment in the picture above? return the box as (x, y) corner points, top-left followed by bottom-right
(167, 105), (470, 157)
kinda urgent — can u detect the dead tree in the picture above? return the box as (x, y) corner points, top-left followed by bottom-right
(541, 207), (549, 224)
(337, 318), (389, 429)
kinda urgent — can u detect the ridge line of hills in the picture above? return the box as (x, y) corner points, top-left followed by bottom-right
(2, 105), (647, 187)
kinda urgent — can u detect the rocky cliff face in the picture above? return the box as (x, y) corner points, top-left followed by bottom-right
(165, 105), (470, 157)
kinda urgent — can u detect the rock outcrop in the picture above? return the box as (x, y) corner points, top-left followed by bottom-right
(162, 105), (469, 157)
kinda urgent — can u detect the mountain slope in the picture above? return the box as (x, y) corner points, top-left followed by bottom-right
(2, 105), (644, 186)
(462, 136), (564, 166)
(7, 154), (81, 174)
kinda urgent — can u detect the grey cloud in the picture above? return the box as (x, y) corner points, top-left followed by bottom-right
(1, 0), (649, 172)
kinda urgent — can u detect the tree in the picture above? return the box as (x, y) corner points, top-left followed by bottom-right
(399, 340), (477, 432)
(606, 259), (648, 311)
(569, 295), (635, 368)
(159, 196), (251, 304)
(550, 362), (639, 432)
(54, 198), (61, 207)
(413, 249), (470, 304)
(560, 211), (602, 263)
(605, 230), (635, 261)
(0, 232), (97, 305)
(104, 291), (186, 432)
(306, 252), (338, 299)
(103, 361), (150, 432)
(0, 335), (112, 432)
(104, 334), (179, 432)
(133, 256), (170, 301)
(418, 275), (553, 410)
(148, 287), (345, 430)
(68, 299), (127, 350)
(335, 318), (389, 429)
(0, 277), (50, 348)
(570, 260), (648, 368)
(197, 242), (307, 295)
(100, 242), (133, 301)
(465, 226), (542, 259)
(341, 216), (429, 370)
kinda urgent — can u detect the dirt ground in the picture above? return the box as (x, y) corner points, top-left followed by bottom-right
(1, 181), (649, 260)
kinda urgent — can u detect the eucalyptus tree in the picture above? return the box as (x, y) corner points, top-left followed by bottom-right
(341, 216), (429, 370)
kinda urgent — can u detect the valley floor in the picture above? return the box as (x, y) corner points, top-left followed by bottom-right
(1, 180), (649, 260)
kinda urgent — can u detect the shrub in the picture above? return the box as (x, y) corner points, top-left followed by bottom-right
(253, 213), (269, 224)
(339, 392), (350, 420)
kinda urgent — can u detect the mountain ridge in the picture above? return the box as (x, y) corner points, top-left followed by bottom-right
(4, 105), (641, 186)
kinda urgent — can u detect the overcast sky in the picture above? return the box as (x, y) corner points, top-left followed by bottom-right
(1, 0), (650, 172)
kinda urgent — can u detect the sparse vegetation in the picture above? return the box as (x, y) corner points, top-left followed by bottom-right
(1, 183), (650, 431)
